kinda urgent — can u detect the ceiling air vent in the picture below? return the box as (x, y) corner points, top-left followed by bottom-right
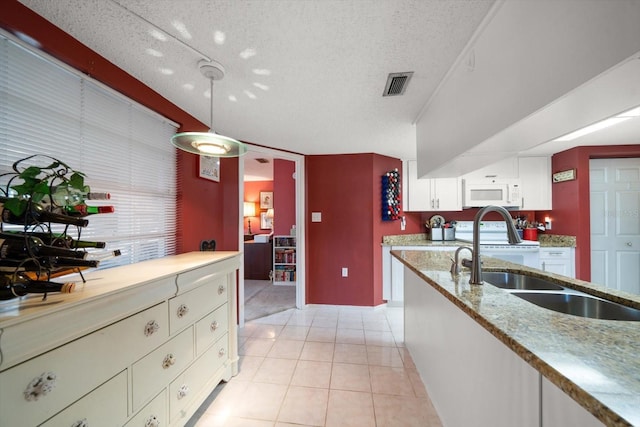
(383, 72), (414, 97)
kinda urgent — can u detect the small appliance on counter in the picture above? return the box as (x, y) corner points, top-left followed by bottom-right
(426, 215), (456, 241)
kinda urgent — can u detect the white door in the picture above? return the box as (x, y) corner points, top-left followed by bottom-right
(590, 158), (640, 294)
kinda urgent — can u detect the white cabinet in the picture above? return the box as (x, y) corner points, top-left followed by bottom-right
(382, 245), (458, 305)
(0, 252), (240, 427)
(519, 157), (552, 210)
(403, 160), (462, 211)
(541, 377), (603, 427)
(540, 247), (575, 278)
(404, 266), (540, 426)
(462, 157), (519, 180)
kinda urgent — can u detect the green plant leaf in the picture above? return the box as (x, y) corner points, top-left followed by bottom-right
(3, 197), (27, 216)
(19, 166), (43, 180)
(69, 173), (85, 190)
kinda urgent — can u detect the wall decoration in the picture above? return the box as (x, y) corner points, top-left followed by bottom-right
(552, 168), (576, 183)
(199, 155), (220, 182)
(381, 168), (401, 221)
(260, 191), (273, 209)
(260, 212), (273, 230)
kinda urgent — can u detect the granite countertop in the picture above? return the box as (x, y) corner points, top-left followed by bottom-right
(391, 249), (640, 427)
(383, 233), (577, 248)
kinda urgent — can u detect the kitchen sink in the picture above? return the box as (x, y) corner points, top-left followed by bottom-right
(512, 291), (640, 321)
(483, 271), (565, 291)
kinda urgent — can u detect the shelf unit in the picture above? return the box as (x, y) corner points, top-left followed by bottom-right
(273, 236), (296, 285)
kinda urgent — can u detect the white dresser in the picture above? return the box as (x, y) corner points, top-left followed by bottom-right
(0, 251), (240, 427)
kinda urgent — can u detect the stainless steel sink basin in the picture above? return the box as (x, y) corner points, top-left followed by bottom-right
(483, 271), (565, 291)
(512, 292), (640, 321)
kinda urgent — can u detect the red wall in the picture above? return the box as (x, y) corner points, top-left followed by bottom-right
(551, 144), (640, 280)
(306, 153), (406, 306)
(244, 181), (273, 234)
(1, 0), (239, 252)
(273, 159), (296, 235)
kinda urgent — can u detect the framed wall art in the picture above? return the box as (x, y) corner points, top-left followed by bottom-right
(260, 212), (273, 230)
(260, 191), (273, 209)
(199, 155), (220, 182)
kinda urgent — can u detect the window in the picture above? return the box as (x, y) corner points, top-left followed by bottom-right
(0, 32), (177, 269)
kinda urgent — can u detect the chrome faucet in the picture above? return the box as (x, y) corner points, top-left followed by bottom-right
(450, 246), (473, 276)
(469, 205), (522, 285)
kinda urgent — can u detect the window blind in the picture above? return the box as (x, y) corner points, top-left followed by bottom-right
(0, 32), (177, 269)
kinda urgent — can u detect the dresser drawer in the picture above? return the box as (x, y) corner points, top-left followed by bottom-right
(195, 303), (229, 357)
(0, 303), (168, 427)
(169, 333), (229, 424)
(132, 327), (194, 411)
(124, 389), (167, 427)
(41, 370), (128, 427)
(169, 275), (228, 335)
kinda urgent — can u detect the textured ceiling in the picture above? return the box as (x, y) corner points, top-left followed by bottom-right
(18, 0), (496, 165)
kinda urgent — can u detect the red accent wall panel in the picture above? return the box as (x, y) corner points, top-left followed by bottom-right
(244, 181), (273, 234)
(274, 159), (296, 236)
(551, 144), (640, 281)
(306, 153), (405, 306)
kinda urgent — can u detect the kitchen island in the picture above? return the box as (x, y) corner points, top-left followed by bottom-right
(392, 249), (639, 427)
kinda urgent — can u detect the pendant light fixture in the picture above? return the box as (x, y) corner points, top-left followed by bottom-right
(171, 60), (247, 157)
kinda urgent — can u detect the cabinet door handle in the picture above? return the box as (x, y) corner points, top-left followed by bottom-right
(436, 199), (440, 209)
(218, 285), (226, 295)
(548, 252), (564, 256)
(144, 415), (160, 427)
(144, 320), (160, 337)
(210, 320), (219, 332)
(626, 242), (633, 247)
(162, 353), (176, 369)
(177, 384), (190, 400)
(542, 261), (546, 271)
(24, 371), (57, 401)
(218, 347), (226, 358)
(176, 303), (189, 318)
(71, 419), (89, 427)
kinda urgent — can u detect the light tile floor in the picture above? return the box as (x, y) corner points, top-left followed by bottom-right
(187, 305), (443, 427)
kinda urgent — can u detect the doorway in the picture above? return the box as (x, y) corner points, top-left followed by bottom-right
(589, 157), (640, 295)
(238, 145), (305, 326)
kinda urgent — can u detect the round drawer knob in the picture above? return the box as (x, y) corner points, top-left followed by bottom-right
(71, 419), (88, 427)
(144, 415), (160, 427)
(176, 303), (189, 318)
(162, 353), (176, 369)
(210, 320), (219, 332)
(218, 348), (226, 358)
(218, 285), (225, 295)
(177, 384), (190, 399)
(144, 320), (160, 337)
(24, 371), (57, 401)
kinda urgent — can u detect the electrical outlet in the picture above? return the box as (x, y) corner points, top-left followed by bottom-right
(341, 267), (348, 277)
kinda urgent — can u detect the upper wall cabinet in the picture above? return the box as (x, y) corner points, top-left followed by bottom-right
(519, 157), (552, 210)
(461, 158), (519, 180)
(403, 160), (462, 212)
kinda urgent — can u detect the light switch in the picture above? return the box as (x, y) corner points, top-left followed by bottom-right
(312, 212), (322, 222)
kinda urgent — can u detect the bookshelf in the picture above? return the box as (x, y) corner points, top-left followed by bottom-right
(273, 235), (296, 285)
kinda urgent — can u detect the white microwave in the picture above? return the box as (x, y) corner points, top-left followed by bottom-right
(463, 179), (522, 208)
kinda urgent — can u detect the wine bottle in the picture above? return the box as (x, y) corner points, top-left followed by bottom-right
(64, 204), (115, 216)
(0, 273), (75, 300)
(0, 233), (88, 259)
(3, 231), (106, 249)
(0, 197), (89, 227)
(0, 257), (99, 273)
(50, 185), (110, 207)
(85, 249), (121, 261)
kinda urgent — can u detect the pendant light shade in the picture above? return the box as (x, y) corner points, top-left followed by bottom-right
(171, 60), (247, 157)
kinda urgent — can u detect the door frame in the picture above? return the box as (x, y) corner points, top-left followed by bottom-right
(238, 145), (305, 326)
